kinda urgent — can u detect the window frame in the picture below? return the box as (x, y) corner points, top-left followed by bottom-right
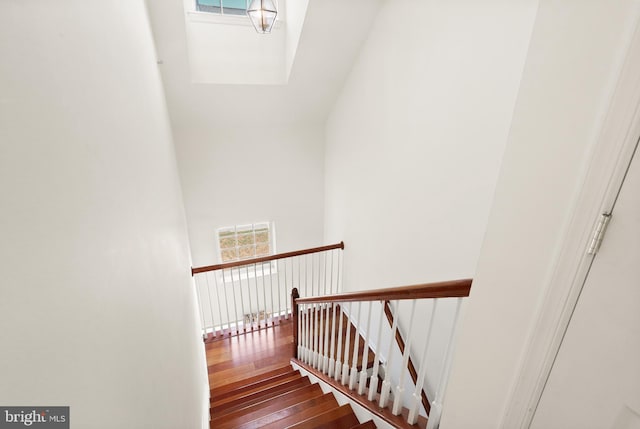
(194, 0), (249, 16)
(215, 222), (277, 281)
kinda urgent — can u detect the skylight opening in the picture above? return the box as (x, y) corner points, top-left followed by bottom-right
(195, 0), (249, 16)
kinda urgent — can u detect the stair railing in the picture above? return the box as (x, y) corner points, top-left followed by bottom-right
(292, 279), (472, 429)
(191, 241), (344, 340)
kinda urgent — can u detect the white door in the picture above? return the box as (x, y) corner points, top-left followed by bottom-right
(530, 144), (640, 429)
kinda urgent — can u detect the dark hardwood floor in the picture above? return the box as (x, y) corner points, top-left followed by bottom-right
(206, 318), (295, 390)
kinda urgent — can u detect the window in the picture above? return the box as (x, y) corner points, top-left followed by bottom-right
(217, 222), (274, 263)
(196, 0), (249, 15)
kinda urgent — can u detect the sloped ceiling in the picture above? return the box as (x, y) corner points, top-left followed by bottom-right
(145, 0), (383, 129)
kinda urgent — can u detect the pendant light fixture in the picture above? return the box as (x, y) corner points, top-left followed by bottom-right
(247, 0), (278, 34)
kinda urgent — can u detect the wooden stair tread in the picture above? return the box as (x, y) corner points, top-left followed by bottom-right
(211, 372), (304, 410)
(212, 376), (311, 417)
(285, 403), (360, 429)
(212, 383), (324, 429)
(211, 370), (301, 407)
(211, 365), (296, 398)
(236, 393), (339, 429)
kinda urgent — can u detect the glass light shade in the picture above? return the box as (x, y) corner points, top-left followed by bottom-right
(247, 0), (278, 34)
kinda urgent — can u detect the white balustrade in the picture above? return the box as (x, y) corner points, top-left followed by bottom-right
(192, 243), (343, 338)
(288, 279), (470, 428)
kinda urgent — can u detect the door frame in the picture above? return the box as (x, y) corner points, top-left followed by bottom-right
(501, 12), (640, 429)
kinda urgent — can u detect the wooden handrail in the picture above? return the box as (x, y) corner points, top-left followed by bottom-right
(191, 241), (344, 276)
(294, 279), (472, 304)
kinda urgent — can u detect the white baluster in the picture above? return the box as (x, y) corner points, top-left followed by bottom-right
(306, 303), (312, 364)
(229, 269), (240, 334)
(328, 302), (337, 377)
(311, 254), (316, 296)
(283, 259), (293, 319)
(337, 248), (343, 294)
(238, 267), (248, 331)
(220, 270), (231, 334)
(358, 301), (373, 394)
(213, 272), (224, 335)
(268, 261), (274, 324)
(380, 300), (399, 408)
(289, 258), (294, 317)
(251, 265), (260, 329)
(252, 265), (258, 328)
(323, 301), (331, 373)
(408, 300), (438, 424)
(259, 263), (267, 327)
(335, 303), (344, 382)
(317, 253), (321, 295)
(425, 404), (442, 429)
(349, 301), (361, 390)
(297, 256), (301, 297)
(260, 262), (267, 328)
(341, 302), (352, 386)
(318, 303), (324, 370)
(297, 302), (302, 359)
(302, 303), (308, 363)
(276, 259), (282, 320)
(393, 300), (417, 415)
(329, 250), (334, 295)
(314, 303), (320, 368)
(368, 300), (385, 401)
(323, 252), (328, 295)
(426, 298), (463, 429)
(305, 254), (309, 296)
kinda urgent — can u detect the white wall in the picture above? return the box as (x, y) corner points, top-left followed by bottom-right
(0, 2), (207, 428)
(184, 11), (286, 85)
(442, 1), (640, 428)
(174, 123), (325, 267)
(323, 0), (537, 401)
(325, 0), (537, 289)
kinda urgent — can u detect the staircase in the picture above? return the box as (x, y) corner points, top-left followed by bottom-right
(210, 365), (376, 429)
(197, 244), (471, 429)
